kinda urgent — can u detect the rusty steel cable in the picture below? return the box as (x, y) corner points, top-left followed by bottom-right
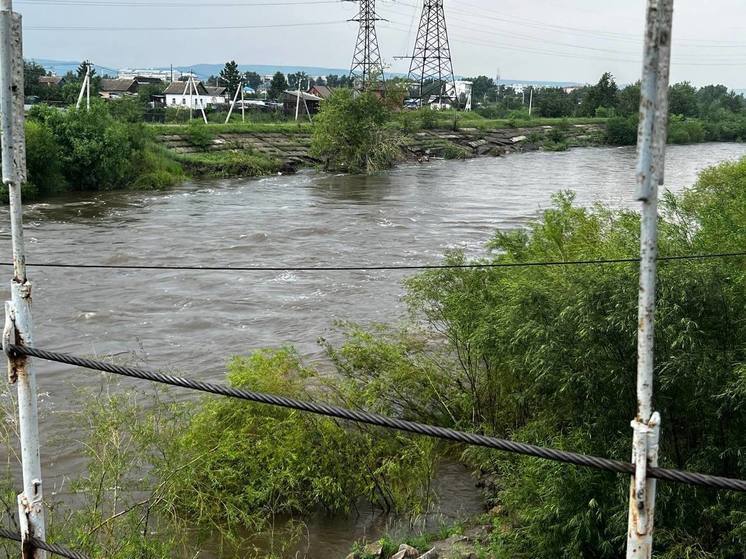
(1, 250), (746, 273)
(0, 527), (90, 559)
(6, 343), (746, 493)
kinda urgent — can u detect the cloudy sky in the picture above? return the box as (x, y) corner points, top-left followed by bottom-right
(14, 0), (746, 87)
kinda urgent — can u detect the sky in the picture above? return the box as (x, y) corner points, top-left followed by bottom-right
(14, 0), (746, 88)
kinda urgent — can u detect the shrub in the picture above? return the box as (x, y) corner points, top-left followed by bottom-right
(311, 89), (403, 174)
(24, 119), (66, 196)
(185, 122), (215, 150)
(605, 115), (639, 145)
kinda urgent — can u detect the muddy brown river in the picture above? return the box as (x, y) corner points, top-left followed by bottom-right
(1, 143), (745, 556)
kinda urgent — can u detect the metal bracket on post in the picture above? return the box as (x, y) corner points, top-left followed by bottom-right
(630, 412), (661, 535)
(4, 300), (19, 383)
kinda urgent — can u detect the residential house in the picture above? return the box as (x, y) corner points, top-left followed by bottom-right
(204, 85), (229, 106)
(38, 75), (64, 87)
(163, 81), (212, 109)
(99, 78), (139, 99)
(308, 84), (333, 100)
(282, 90), (322, 116)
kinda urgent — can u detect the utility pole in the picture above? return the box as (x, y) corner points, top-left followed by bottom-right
(0, 1), (47, 557)
(528, 87), (533, 116)
(348, 0), (385, 91)
(626, 1), (673, 558)
(75, 62), (90, 110)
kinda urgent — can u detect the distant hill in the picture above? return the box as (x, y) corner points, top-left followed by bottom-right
(31, 58), (119, 77)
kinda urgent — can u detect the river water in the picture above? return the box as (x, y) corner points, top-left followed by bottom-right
(1, 143), (745, 555)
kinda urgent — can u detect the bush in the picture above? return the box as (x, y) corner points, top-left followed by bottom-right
(185, 122), (215, 150)
(24, 102), (183, 193)
(668, 115), (705, 144)
(333, 160), (746, 557)
(311, 89), (403, 174)
(605, 115), (639, 145)
(24, 119), (66, 196)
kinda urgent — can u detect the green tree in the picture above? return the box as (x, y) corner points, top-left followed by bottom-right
(534, 87), (575, 118)
(76, 60), (95, 79)
(287, 71), (310, 90)
(468, 75), (496, 103)
(668, 82), (698, 117)
(268, 71), (288, 100)
(310, 89), (402, 174)
(23, 60), (48, 97)
(579, 72), (619, 116)
(617, 82), (641, 116)
(243, 71), (262, 91)
(219, 60), (242, 96)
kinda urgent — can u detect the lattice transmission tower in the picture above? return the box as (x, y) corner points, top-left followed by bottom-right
(348, 0), (386, 89)
(407, 0), (457, 105)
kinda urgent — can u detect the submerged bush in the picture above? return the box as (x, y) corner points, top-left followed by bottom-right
(311, 89), (403, 174)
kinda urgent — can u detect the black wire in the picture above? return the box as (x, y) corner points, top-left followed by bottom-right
(2, 251), (746, 273)
(8, 344), (746, 493)
(0, 527), (89, 559)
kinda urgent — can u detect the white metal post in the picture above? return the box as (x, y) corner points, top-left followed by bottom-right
(627, 1), (673, 558)
(528, 87), (533, 116)
(75, 64), (89, 110)
(241, 84), (245, 123)
(225, 80), (241, 124)
(294, 76), (302, 121)
(0, 1), (47, 557)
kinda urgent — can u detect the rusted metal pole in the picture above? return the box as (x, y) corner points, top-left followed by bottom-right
(0, 1), (47, 557)
(627, 0), (673, 557)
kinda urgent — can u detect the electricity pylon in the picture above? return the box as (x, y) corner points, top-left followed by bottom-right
(348, 0), (386, 90)
(407, 0), (457, 106)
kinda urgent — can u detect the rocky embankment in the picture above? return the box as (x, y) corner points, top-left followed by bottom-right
(156, 123), (606, 172)
(348, 525), (492, 559)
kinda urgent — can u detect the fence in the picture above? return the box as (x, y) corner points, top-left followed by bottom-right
(2, 0), (745, 558)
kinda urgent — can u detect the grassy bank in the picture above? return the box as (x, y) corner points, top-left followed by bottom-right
(175, 150), (282, 178)
(149, 121), (313, 135)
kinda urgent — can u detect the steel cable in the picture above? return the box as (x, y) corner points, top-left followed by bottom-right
(7, 344), (746, 493)
(0, 527), (90, 559)
(1, 251), (746, 273)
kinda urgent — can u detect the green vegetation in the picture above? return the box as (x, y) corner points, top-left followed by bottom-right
(311, 89), (404, 174)
(10, 102), (183, 198)
(2, 157), (746, 557)
(328, 159), (746, 557)
(176, 150), (280, 178)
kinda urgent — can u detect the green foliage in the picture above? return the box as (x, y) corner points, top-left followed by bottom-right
(24, 102), (182, 193)
(669, 82), (699, 117)
(165, 349), (438, 536)
(107, 96), (146, 123)
(579, 72), (619, 116)
(268, 71), (288, 100)
(219, 60), (242, 96)
(668, 115), (705, 144)
(185, 121), (215, 150)
(176, 150), (280, 178)
(333, 157), (746, 557)
(23, 119), (67, 196)
(605, 115), (639, 145)
(311, 89), (403, 174)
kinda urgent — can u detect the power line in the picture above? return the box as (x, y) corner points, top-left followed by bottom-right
(7, 343), (746, 493)
(26, 20), (349, 31)
(2, 251), (744, 274)
(18, 0), (341, 6)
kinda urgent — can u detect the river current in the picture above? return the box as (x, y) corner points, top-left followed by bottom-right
(1, 143), (745, 556)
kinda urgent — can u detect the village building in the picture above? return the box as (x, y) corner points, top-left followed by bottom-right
(308, 84), (333, 100)
(204, 85), (229, 106)
(163, 81), (212, 109)
(282, 90), (323, 116)
(38, 75), (64, 88)
(99, 78), (139, 99)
